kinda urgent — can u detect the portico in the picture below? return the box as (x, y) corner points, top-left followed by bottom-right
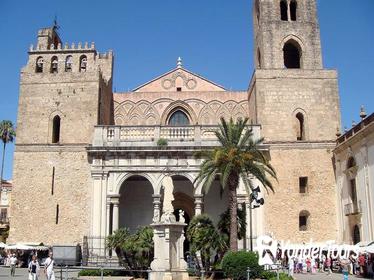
(87, 124), (265, 257)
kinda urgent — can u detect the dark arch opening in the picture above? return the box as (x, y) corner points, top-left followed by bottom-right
(299, 210), (310, 231)
(52, 115), (61, 143)
(36, 56), (43, 73)
(353, 225), (360, 244)
(296, 112), (305, 140)
(119, 175), (153, 233)
(168, 110), (190, 126)
(290, 0), (297, 21)
(347, 157), (356, 169)
(79, 55), (87, 72)
(280, 0), (288, 21)
(65, 55), (73, 72)
(283, 40), (301, 69)
(50, 56), (58, 73)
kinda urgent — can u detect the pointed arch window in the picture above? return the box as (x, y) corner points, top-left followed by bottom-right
(51, 56), (58, 73)
(36, 56), (44, 73)
(290, 0), (297, 21)
(52, 115), (61, 143)
(296, 112), (305, 140)
(65, 55), (73, 72)
(280, 0), (288, 21)
(347, 157), (358, 205)
(168, 110), (190, 126)
(79, 55), (87, 72)
(283, 40), (301, 69)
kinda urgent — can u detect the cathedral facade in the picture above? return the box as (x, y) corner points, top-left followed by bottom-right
(9, 0), (341, 256)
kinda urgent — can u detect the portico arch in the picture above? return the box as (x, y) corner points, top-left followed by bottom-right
(118, 175), (154, 233)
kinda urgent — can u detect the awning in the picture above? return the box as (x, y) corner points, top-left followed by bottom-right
(5, 244), (49, 251)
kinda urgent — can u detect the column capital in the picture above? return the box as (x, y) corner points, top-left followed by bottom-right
(108, 194), (120, 205)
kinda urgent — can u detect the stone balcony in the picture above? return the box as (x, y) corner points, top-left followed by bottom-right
(92, 125), (262, 149)
(344, 201), (362, 216)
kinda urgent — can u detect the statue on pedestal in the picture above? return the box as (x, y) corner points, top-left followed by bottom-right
(160, 176), (176, 223)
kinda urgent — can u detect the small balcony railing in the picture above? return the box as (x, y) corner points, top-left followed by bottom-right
(344, 201), (362, 216)
(92, 125), (261, 148)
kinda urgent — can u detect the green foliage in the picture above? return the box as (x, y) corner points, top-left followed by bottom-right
(221, 251), (263, 280)
(106, 226), (153, 273)
(217, 207), (246, 241)
(157, 138), (168, 147)
(269, 273), (293, 280)
(78, 269), (126, 276)
(194, 117), (277, 250)
(186, 214), (227, 271)
(0, 120), (16, 182)
(260, 270), (277, 279)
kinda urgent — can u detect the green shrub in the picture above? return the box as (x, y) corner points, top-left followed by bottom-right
(260, 270), (277, 279)
(78, 269), (126, 277)
(157, 138), (168, 147)
(269, 272), (293, 280)
(221, 251), (263, 280)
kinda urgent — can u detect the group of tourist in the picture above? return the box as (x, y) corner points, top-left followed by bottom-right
(285, 252), (374, 278)
(6, 251), (55, 280)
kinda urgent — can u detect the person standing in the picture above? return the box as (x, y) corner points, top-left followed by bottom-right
(9, 254), (17, 277)
(43, 251), (55, 280)
(288, 257), (294, 277)
(326, 255), (332, 275)
(28, 255), (40, 280)
(340, 258), (350, 280)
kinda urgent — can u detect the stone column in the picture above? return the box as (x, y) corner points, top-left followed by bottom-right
(152, 194), (161, 223)
(111, 196), (120, 232)
(194, 194), (203, 215)
(245, 201), (251, 251)
(106, 202), (111, 236)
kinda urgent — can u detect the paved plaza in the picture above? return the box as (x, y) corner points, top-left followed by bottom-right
(294, 272), (372, 280)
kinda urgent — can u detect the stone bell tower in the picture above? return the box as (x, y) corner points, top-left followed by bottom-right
(9, 26), (114, 245)
(248, 0), (342, 242)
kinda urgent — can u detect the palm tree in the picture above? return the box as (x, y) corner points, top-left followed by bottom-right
(0, 120), (16, 187)
(194, 117), (276, 251)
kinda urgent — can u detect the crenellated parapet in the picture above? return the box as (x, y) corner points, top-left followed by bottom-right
(29, 41), (96, 52)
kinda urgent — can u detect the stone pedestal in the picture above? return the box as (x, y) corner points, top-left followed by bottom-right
(150, 222), (189, 280)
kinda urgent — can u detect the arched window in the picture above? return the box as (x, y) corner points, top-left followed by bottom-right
(52, 115), (61, 143)
(79, 55), (87, 72)
(299, 210), (310, 231)
(65, 55), (73, 72)
(36, 56), (44, 73)
(296, 112), (305, 140)
(353, 225), (360, 244)
(290, 0), (297, 21)
(168, 110), (190, 126)
(283, 40), (301, 69)
(51, 56), (58, 73)
(257, 49), (262, 68)
(280, 0), (288, 21)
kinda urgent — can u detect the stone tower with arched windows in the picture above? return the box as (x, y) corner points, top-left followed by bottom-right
(9, 27), (114, 244)
(248, 0), (341, 241)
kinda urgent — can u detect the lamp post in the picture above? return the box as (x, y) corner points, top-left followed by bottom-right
(249, 186), (264, 251)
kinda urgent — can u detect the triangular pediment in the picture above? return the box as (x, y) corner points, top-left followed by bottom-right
(133, 67), (226, 92)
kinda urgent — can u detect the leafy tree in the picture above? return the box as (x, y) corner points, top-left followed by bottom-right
(106, 226), (153, 273)
(218, 207), (246, 243)
(195, 118), (276, 251)
(0, 120), (16, 185)
(186, 214), (227, 272)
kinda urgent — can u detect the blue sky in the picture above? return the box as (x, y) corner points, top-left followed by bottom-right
(0, 0), (373, 180)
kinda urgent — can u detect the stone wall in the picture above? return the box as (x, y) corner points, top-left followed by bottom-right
(264, 145), (338, 242)
(9, 148), (91, 244)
